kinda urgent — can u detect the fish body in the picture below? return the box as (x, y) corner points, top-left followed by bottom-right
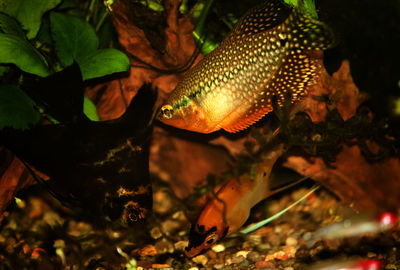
(306, 212), (398, 247)
(303, 258), (382, 270)
(159, 0), (334, 133)
(185, 145), (284, 257)
(1, 64), (157, 227)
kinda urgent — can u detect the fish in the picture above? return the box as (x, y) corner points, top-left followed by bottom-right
(305, 212), (398, 247)
(0, 64), (157, 227)
(185, 145), (286, 257)
(301, 258), (382, 270)
(158, 0), (334, 133)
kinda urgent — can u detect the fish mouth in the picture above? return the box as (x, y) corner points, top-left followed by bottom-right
(185, 247), (203, 258)
(184, 224), (216, 257)
(184, 224), (230, 257)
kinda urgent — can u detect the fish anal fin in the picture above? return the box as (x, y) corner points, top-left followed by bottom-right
(222, 105), (273, 133)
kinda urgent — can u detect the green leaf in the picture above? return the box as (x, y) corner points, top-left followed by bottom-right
(0, 33), (50, 77)
(284, 0), (318, 19)
(0, 65), (9, 76)
(83, 96), (99, 121)
(0, 0), (62, 39)
(0, 12), (25, 37)
(0, 85), (40, 130)
(50, 12), (99, 67)
(79, 48), (130, 80)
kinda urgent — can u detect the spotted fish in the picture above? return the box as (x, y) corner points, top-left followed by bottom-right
(158, 0), (334, 133)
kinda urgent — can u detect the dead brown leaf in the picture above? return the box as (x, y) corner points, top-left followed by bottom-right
(85, 0), (202, 120)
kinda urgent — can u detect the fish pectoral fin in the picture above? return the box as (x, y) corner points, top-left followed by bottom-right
(222, 106), (273, 133)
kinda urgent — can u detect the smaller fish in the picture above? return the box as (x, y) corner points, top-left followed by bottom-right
(185, 145), (286, 257)
(301, 258), (382, 270)
(305, 212), (398, 247)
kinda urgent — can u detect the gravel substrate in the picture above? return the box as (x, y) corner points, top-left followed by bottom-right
(1, 182), (399, 269)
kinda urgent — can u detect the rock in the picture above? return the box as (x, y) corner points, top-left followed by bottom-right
(285, 237), (298, 246)
(211, 244), (226, 253)
(247, 251), (264, 262)
(151, 264), (172, 269)
(247, 234), (262, 245)
(155, 238), (174, 254)
(192, 254), (208, 266)
(255, 260), (275, 269)
(150, 226), (163, 240)
(173, 241), (188, 252)
(138, 245), (158, 257)
(281, 246), (297, 258)
(153, 190), (174, 215)
(235, 250), (250, 258)
(274, 251), (289, 260)
(231, 255), (245, 264)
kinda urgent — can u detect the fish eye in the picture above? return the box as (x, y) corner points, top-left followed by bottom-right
(161, 105), (174, 119)
(205, 233), (218, 246)
(128, 213), (138, 222)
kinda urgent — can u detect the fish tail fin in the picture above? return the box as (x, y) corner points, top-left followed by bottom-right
(286, 0), (336, 51)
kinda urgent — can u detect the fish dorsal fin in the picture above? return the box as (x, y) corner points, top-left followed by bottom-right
(286, 4), (336, 51)
(227, 0), (292, 40)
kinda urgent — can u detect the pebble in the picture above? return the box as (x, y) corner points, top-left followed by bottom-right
(211, 244), (225, 253)
(257, 243), (272, 251)
(188, 267), (199, 270)
(174, 241), (188, 252)
(239, 259), (250, 268)
(205, 249), (217, 259)
(256, 260), (275, 269)
(150, 226), (163, 239)
(247, 234), (262, 245)
(153, 190), (174, 215)
(282, 246), (297, 258)
(247, 251), (264, 262)
(192, 254), (208, 266)
(138, 245), (158, 256)
(367, 251), (377, 258)
(231, 255), (246, 264)
(151, 264), (172, 269)
(274, 226), (282, 234)
(385, 264), (397, 270)
(274, 251), (289, 260)
(265, 254), (275, 261)
(155, 238), (174, 254)
(235, 250), (250, 258)
(284, 267), (294, 270)
(285, 237), (297, 246)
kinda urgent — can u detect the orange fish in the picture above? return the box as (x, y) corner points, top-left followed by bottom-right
(185, 145), (285, 257)
(158, 0), (334, 133)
